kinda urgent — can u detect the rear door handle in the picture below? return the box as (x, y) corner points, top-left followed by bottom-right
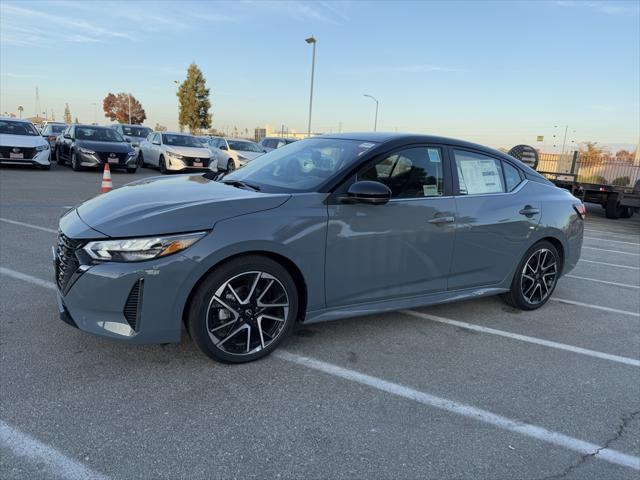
(428, 216), (455, 225)
(519, 206), (540, 216)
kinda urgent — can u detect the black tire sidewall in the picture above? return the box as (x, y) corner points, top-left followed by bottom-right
(508, 241), (560, 310)
(159, 156), (167, 174)
(187, 256), (298, 363)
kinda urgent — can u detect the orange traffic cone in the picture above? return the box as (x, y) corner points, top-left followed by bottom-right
(100, 163), (113, 193)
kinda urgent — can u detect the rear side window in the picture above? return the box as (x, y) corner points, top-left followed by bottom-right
(454, 150), (504, 195)
(503, 161), (523, 191)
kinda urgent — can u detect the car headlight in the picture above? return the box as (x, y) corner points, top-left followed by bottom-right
(128, 150), (137, 156)
(79, 147), (95, 155)
(83, 231), (207, 262)
(36, 144), (50, 151)
(166, 151), (183, 160)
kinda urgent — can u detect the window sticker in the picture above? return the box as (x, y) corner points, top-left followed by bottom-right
(427, 148), (441, 163)
(357, 142), (376, 156)
(423, 184), (439, 196)
(458, 159), (503, 194)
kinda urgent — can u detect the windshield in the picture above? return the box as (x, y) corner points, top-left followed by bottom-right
(223, 138), (378, 192)
(0, 120), (38, 136)
(43, 124), (66, 134)
(123, 126), (151, 138)
(228, 140), (262, 152)
(162, 134), (204, 148)
(76, 127), (124, 142)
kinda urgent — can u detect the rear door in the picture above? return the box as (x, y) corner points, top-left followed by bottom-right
(448, 148), (541, 289)
(325, 145), (456, 307)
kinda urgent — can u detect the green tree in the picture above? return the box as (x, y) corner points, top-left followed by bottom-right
(63, 103), (72, 123)
(177, 63), (211, 133)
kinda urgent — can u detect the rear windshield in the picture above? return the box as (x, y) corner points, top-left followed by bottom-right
(122, 126), (151, 138)
(0, 120), (38, 136)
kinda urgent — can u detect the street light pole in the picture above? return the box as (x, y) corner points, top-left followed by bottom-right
(363, 94), (379, 132)
(305, 36), (316, 138)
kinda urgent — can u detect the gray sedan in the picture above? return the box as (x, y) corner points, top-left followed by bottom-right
(53, 133), (584, 363)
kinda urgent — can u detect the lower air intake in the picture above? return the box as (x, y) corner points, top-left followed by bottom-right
(123, 279), (144, 331)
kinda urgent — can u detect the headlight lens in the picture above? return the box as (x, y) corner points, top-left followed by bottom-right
(83, 231), (207, 262)
(79, 147), (95, 155)
(166, 151), (183, 160)
(36, 144), (49, 151)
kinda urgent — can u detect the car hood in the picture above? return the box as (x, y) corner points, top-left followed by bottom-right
(75, 173), (291, 237)
(165, 146), (211, 158)
(235, 150), (264, 161)
(77, 139), (132, 153)
(0, 134), (48, 148)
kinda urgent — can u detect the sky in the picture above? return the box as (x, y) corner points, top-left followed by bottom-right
(1, 0), (639, 151)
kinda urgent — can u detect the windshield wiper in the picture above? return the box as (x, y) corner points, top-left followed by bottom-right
(220, 179), (261, 191)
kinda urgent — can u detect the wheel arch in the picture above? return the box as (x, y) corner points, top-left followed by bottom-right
(537, 236), (565, 274)
(181, 250), (309, 331)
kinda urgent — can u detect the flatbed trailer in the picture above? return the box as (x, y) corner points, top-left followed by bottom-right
(536, 151), (640, 219)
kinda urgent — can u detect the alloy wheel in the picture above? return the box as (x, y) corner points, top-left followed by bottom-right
(206, 271), (289, 356)
(521, 248), (557, 305)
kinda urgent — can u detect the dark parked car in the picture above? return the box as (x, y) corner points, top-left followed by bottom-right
(54, 133), (584, 363)
(55, 125), (138, 172)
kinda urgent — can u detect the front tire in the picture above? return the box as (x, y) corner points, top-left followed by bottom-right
(56, 148), (65, 166)
(159, 155), (168, 174)
(187, 255), (298, 363)
(71, 151), (82, 171)
(502, 241), (560, 310)
(126, 167), (137, 173)
(139, 152), (147, 168)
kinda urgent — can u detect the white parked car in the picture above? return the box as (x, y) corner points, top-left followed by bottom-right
(138, 132), (216, 174)
(0, 118), (51, 170)
(259, 136), (298, 152)
(201, 137), (266, 172)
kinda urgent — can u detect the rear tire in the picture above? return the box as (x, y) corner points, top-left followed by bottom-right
(126, 167), (137, 174)
(41, 164), (51, 171)
(187, 255), (298, 363)
(605, 196), (622, 219)
(502, 241), (560, 311)
(620, 206), (634, 218)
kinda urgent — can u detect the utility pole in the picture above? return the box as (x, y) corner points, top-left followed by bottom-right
(305, 36), (316, 138)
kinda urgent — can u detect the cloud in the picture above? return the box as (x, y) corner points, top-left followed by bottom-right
(337, 64), (467, 75)
(241, 0), (349, 25)
(555, 1), (640, 16)
(1, 72), (48, 79)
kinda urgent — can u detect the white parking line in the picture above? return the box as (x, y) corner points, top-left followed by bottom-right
(0, 267), (56, 290)
(565, 275), (640, 290)
(0, 420), (109, 480)
(0, 217), (57, 234)
(582, 246), (640, 256)
(584, 229), (640, 239)
(275, 351), (640, 470)
(584, 237), (640, 246)
(402, 310), (640, 367)
(579, 259), (640, 270)
(551, 298), (640, 318)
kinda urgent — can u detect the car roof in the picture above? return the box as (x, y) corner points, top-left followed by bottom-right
(264, 136), (297, 141)
(162, 131), (196, 136)
(227, 138), (255, 143)
(75, 124), (112, 130)
(0, 117), (33, 123)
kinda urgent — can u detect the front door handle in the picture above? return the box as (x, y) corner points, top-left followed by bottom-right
(519, 206), (540, 216)
(428, 216), (455, 225)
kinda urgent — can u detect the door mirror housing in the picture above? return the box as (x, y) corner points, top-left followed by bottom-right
(125, 138), (131, 143)
(63, 133), (72, 139)
(219, 145), (228, 150)
(341, 181), (392, 205)
(152, 140), (160, 145)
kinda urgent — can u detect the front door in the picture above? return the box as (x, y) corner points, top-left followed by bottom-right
(325, 145), (456, 307)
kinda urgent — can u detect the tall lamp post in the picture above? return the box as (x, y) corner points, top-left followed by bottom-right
(363, 94), (379, 132)
(305, 36), (316, 138)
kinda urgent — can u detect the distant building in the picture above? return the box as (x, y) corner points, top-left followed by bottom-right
(254, 128), (267, 142)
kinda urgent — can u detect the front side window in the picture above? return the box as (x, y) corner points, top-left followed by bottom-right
(358, 147), (444, 198)
(454, 150), (504, 195)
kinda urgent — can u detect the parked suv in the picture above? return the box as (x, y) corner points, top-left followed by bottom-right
(55, 125), (137, 172)
(138, 132), (215, 174)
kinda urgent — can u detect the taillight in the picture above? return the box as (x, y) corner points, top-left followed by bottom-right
(573, 203), (586, 219)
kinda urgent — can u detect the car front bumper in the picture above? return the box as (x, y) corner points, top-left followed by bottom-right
(54, 248), (198, 344)
(0, 149), (50, 166)
(166, 156), (217, 172)
(77, 151), (138, 168)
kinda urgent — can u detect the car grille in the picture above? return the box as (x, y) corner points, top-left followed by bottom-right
(182, 156), (210, 167)
(123, 279), (144, 331)
(0, 146), (37, 159)
(97, 152), (128, 164)
(55, 232), (82, 293)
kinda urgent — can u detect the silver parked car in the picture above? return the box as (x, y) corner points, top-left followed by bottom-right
(53, 133), (584, 363)
(0, 118), (51, 170)
(138, 131), (216, 174)
(109, 124), (152, 162)
(40, 122), (67, 149)
(202, 137), (266, 172)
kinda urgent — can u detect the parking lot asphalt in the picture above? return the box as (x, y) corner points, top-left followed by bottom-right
(1, 163), (639, 479)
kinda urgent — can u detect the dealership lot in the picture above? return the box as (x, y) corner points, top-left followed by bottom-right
(1, 164), (639, 479)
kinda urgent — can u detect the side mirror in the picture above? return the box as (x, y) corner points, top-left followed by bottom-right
(125, 138), (131, 143)
(263, 149), (268, 153)
(219, 145), (228, 150)
(63, 133), (72, 139)
(341, 181), (392, 205)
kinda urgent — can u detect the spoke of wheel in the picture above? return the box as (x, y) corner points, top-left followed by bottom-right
(256, 279), (275, 304)
(226, 283), (242, 304)
(217, 324), (248, 346)
(542, 261), (556, 272)
(213, 296), (239, 318)
(540, 250), (548, 270)
(522, 274), (535, 282)
(257, 317), (265, 350)
(246, 325), (251, 353)
(534, 283), (542, 302)
(542, 280), (550, 296)
(244, 272), (261, 304)
(210, 319), (236, 333)
(260, 314), (285, 323)
(523, 281), (535, 297)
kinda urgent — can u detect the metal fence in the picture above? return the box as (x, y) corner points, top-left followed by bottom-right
(536, 152), (640, 188)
